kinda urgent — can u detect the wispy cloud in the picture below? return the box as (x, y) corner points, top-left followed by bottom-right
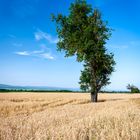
(34, 29), (58, 44)
(32, 50), (44, 54)
(15, 51), (30, 56)
(40, 53), (54, 60)
(15, 46), (54, 60)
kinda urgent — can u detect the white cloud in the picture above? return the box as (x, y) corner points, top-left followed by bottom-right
(35, 33), (42, 41)
(40, 53), (54, 60)
(32, 50), (44, 54)
(15, 51), (30, 56)
(34, 29), (58, 44)
(15, 49), (54, 60)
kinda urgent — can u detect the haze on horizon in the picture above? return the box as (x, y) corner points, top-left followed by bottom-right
(0, 0), (140, 91)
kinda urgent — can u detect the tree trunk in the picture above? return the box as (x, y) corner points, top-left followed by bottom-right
(91, 92), (98, 102)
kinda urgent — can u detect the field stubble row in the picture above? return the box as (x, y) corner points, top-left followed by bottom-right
(0, 92), (140, 140)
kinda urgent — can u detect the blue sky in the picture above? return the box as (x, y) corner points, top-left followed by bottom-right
(0, 0), (140, 90)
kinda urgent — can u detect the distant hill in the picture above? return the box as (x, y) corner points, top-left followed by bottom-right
(0, 84), (80, 91)
(0, 84), (14, 89)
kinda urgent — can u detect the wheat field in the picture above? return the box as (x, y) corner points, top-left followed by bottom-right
(0, 92), (140, 140)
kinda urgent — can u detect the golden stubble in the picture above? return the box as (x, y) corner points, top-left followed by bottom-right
(0, 92), (140, 140)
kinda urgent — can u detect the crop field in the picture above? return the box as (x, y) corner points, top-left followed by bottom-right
(0, 92), (140, 140)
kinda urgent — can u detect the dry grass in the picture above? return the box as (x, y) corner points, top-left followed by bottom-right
(0, 92), (140, 140)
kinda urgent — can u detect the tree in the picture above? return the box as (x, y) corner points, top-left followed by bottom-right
(127, 84), (139, 93)
(52, 0), (115, 102)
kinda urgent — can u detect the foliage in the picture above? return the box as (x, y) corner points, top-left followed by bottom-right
(52, 0), (115, 101)
(127, 84), (139, 93)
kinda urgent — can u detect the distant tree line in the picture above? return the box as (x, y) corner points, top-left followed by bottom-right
(1, 85), (139, 93)
(0, 89), (73, 93)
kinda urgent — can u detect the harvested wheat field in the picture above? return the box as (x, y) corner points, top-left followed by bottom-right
(0, 92), (140, 140)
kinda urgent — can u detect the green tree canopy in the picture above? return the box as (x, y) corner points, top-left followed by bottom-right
(127, 84), (139, 93)
(52, 0), (115, 102)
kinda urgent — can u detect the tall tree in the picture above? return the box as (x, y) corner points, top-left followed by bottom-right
(52, 0), (115, 102)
